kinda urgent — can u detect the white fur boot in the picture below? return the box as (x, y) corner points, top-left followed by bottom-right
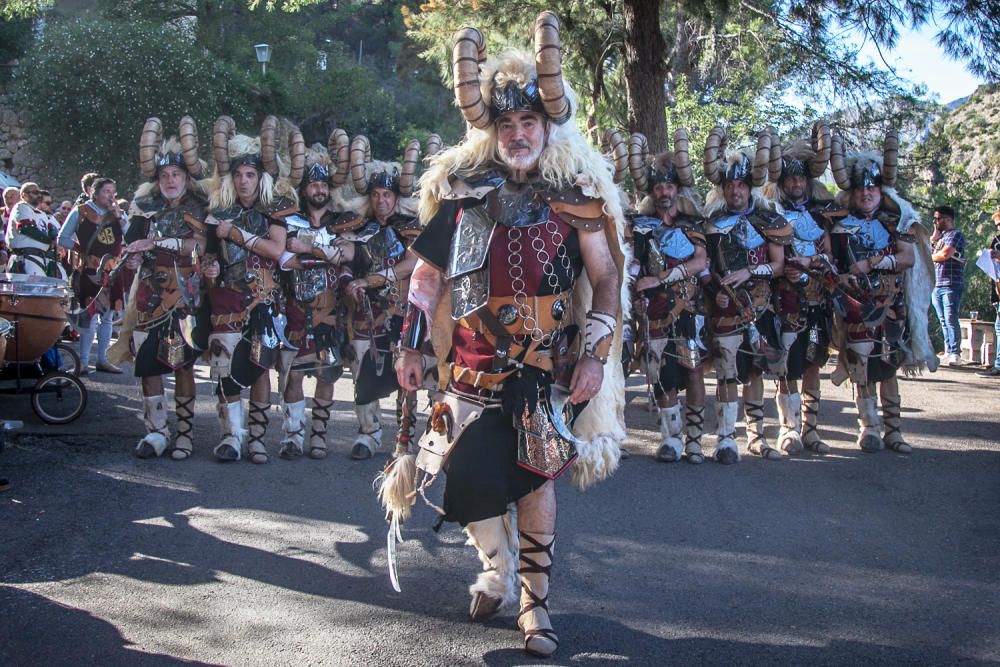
(655, 403), (684, 462)
(214, 400), (246, 462)
(350, 401), (382, 460)
(465, 511), (520, 621)
(776, 392), (804, 454)
(278, 399), (307, 459)
(855, 395), (883, 452)
(135, 395), (169, 459)
(714, 401), (740, 464)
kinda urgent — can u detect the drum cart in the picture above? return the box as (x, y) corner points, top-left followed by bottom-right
(0, 275), (87, 424)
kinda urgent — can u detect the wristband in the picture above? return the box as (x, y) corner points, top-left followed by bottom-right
(660, 263), (688, 285)
(583, 310), (616, 364)
(750, 263), (774, 277)
(872, 254), (897, 272)
(153, 238), (183, 253)
(399, 302), (428, 351)
(227, 226), (260, 250)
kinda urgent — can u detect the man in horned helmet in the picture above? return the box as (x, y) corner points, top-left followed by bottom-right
(703, 128), (791, 463)
(341, 137), (422, 460)
(202, 116), (302, 464)
(382, 13), (625, 659)
(827, 131), (936, 453)
(120, 117), (210, 460)
(276, 133), (357, 460)
(762, 123), (838, 455)
(629, 132), (711, 464)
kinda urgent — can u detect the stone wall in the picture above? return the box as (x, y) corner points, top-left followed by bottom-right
(0, 84), (77, 203)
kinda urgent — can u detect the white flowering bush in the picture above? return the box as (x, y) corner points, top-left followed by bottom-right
(17, 17), (252, 191)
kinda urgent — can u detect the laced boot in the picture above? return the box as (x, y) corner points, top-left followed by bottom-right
(465, 514), (519, 621)
(654, 403), (684, 462)
(394, 391), (418, 459)
(855, 395), (883, 452)
(135, 395), (169, 459)
(880, 389), (912, 454)
(308, 398), (333, 459)
(684, 404), (705, 464)
(518, 531), (558, 659)
(801, 389), (830, 453)
(714, 401), (740, 464)
(214, 400), (246, 461)
(745, 399), (781, 460)
(169, 395), (195, 460)
(776, 392), (804, 454)
(351, 401), (382, 460)
(247, 401), (271, 464)
(278, 399), (307, 459)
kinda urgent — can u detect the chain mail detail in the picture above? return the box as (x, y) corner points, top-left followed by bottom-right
(506, 221), (572, 344)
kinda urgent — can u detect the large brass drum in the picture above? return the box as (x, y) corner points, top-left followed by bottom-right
(0, 273), (72, 362)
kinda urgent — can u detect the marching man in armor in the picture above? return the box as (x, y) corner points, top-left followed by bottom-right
(629, 132), (710, 464)
(341, 137), (422, 460)
(4, 182), (64, 278)
(277, 134), (357, 460)
(202, 116), (304, 464)
(827, 132), (936, 453)
(703, 129), (791, 463)
(121, 117), (210, 459)
(380, 13), (625, 658)
(762, 123), (838, 455)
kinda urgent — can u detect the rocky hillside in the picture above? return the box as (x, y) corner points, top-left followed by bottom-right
(931, 83), (1000, 192)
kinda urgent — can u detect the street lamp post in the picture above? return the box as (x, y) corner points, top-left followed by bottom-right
(254, 43), (272, 76)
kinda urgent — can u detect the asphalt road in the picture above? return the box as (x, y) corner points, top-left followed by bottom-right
(1, 358), (998, 666)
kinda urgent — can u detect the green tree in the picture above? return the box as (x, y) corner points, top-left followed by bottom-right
(16, 16), (253, 193)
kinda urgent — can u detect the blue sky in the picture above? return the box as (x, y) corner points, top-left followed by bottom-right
(859, 21), (985, 104)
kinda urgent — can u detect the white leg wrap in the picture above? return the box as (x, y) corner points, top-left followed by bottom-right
(353, 401), (382, 451)
(855, 395), (883, 451)
(279, 399), (307, 458)
(215, 400), (246, 460)
(136, 395), (169, 458)
(715, 401), (739, 454)
(656, 404), (684, 462)
(776, 392), (803, 453)
(466, 510), (520, 613)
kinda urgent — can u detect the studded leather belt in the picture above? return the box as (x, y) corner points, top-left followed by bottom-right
(458, 290), (572, 338)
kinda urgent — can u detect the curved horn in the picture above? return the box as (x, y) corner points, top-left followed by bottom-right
(628, 133), (650, 192)
(882, 129), (899, 187)
(399, 139), (421, 197)
(350, 135), (371, 194)
(328, 128), (349, 186)
(534, 11), (571, 124)
(178, 116), (201, 177)
(212, 116), (236, 176)
(766, 126), (782, 182)
(673, 128), (694, 187)
(288, 129), (305, 186)
(260, 115), (280, 178)
(602, 129), (628, 183)
(829, 133), (851, 190)
(751, 132), (771, 187)
(703, 126), (726, 185)
(425, 133), (443, 158)
(453, 27), (490, 129)
(809, 121), (831, 178)
(139, 117), (163, 179)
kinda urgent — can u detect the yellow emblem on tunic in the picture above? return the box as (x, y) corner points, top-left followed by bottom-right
(96, 227), (116, 245)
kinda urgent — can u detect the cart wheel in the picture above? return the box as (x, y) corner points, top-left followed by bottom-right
(55, 342), (81, 376)
(31, 371), (87, 425)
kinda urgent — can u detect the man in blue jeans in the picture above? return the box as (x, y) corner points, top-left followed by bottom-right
(930, 205), (966, 366)
(976, 209), (1000, 377)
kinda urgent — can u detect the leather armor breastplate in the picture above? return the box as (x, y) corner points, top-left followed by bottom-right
(786, 209), (824, 258)
(843, 215), (891, 262)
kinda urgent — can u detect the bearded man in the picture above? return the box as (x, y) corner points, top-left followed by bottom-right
(120, 117), (209, 460)
(277, 139), (357, 459)
(703, 129), (791, 463)
(4, 182), (63, 278)
(828, 132), (936, 453)
(380, 13), (626, 659)
(203, 117), (303, 464)
(629, 133), (710, 463)
(762, 124), (838, 454)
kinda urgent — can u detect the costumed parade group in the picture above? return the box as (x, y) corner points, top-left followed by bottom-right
(2, 10), (941, 659)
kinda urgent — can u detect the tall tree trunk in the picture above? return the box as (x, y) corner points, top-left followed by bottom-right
(622, 0), (668, 152)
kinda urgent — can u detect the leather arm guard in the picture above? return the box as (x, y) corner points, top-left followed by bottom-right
(750, 263), (774, 277)
(871, 254), (898, 272)
(153, 238), (184, 253)
(399, 302), (428, 352)
(226, 226), (261, 251)
(660, 263), (689, 286)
